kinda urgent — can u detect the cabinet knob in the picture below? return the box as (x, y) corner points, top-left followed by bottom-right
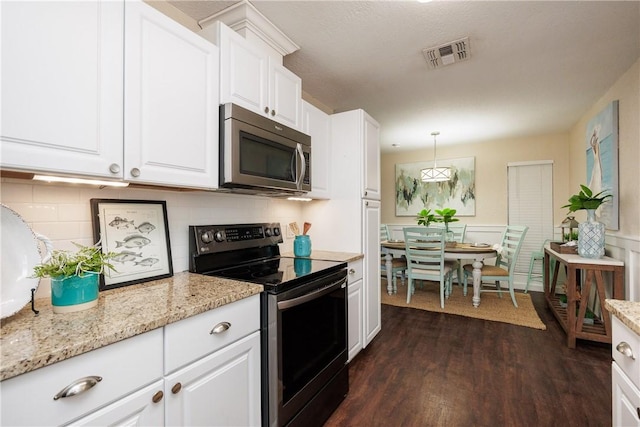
(364, 191), (368, 196)
(152, 390), (164, 403)
(264, 106), (270, 114)
(349, 268), (356, 275)
(130, 168), (141, 177)
(616, 341), (635, 360)
(171, 383), (182, 394)
(210, 321), (231, 335)
(53, 375), (102, 400)
(270, 109), (276, 117)
(109, 163), (121, 174)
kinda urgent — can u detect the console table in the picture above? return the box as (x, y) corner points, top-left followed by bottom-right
(544, 247), (624, 349)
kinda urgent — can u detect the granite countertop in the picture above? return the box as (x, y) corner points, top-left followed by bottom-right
(0, 271), (262, 381)
(605, 299), (640, 336)
(281, 250), (363, 263)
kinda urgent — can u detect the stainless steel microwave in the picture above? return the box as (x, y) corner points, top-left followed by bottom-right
(219, 103), (311, 195)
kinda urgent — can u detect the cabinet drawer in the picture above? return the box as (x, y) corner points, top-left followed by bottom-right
(348, 259), (363, 284)
(0, 328), (163, 427)
(613, 316), (640, 389)
(164, 295), (260, 374)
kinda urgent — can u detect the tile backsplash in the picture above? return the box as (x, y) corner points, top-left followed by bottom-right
(1, 179), (303, 298)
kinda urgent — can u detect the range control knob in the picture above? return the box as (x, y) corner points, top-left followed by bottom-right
(273, 227), (281, 236)
(201, 231), (214, 244)
(264, 228), (272, 237)
(214, 231), (225, 242)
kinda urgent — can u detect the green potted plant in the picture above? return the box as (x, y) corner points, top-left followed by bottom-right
(33, 242), (116, 313)
(416, 208), (436, 227)
(561, 184), (612, 259)
(434, 208), (459, 232)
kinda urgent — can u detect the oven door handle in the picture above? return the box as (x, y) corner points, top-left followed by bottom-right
(277, 276), (347, 310)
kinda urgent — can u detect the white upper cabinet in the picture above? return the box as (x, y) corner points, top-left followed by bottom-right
(362, 112), (381, 200)
(302, 101), (331, 199)
(205, 22), (302, 130)
(124, 1), (220, 188)
(1, 1), (124, 179)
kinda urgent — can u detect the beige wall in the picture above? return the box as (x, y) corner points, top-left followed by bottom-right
(381, 132), (570, 226)
(568, 59), (639, 238)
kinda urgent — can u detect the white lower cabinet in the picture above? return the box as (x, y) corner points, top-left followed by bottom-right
(347, 259), (364, 362)
(0, 329), (164, 426)
(164, 331), (261, 426)
(363, 199), (381, 346)
(0, 296), (261, 426)
(612, 315), (640, 426)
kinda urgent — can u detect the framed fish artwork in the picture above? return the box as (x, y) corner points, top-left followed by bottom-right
(90, 199), (173, 290)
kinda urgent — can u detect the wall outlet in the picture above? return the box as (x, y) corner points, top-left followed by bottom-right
(286, 226), (294, 239)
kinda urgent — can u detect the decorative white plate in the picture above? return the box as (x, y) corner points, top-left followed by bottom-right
(471, 243), (491, 248)
(1, 205), (52, 319)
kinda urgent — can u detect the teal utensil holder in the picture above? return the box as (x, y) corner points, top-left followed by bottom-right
(293, 235), (311, 257)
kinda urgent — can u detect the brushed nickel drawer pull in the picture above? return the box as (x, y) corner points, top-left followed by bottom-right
(616, 341), (635, 360)
(152, 390), (164, 403)
(171, 382), (182, 394)
(210, 321), (231, 335)
(53, 376), (102, 400)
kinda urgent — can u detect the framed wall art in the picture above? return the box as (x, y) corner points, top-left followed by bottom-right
(90, 199), (173, 290)
(395, 157), (476, 217)
(585, 100), (619, 230)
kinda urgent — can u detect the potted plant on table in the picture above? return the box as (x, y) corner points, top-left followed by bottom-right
(33, 242), (117, 313)
(416, 208), (436, 227)
(561, 184), (612, 259)
(435, 208), (459, 245)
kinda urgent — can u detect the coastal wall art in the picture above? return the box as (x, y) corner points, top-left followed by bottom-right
(395, 157), (475, 217)
(586, 100), (619, 230)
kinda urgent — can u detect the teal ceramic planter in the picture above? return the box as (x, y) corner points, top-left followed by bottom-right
(51, 273), (99, 313)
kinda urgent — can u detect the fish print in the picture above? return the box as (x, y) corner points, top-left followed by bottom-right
(112, 251), (143, 263)
(136, 222), (156, 234)
(109, 216), (134, 229)
(115, 235), (151, 248)
(134, 258), (159, 267)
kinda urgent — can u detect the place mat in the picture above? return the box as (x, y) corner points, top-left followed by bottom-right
(381, 279), (547, 330)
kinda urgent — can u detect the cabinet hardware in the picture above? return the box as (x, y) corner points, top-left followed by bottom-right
(53, 376), (102, 400)
(152, 390), (164, 403)
(171, 383), (182, 394)
(349, 269), (356, 275)
(130, 168), (141, 177)
(109, 163), (121, 174)
(264, 106), (269, 114)
(637, 407), (640, 420)
(271, 110), (276, 116)
(616, 341), (635, 359)
(210, 321), (231, 334)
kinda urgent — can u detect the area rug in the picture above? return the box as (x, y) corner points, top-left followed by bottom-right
(381, 280), (547, 330)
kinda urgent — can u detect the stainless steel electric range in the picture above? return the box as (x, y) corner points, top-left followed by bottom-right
(189, 223), (349, 427)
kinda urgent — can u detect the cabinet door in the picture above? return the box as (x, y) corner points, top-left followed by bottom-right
(165, 331), (261, 427)
(362, 112), (381, 200)
(363, 199), (381, 346)
(70, 380), (164, 426)
(269, 60), (302, 129)
(218, 23), (267, 114)
(302, 101), (331, 199)
(124, 1), (219, 189)
(1, 1), (124, 179)
(347, 260), (364, 362)
(613, 362), (640, 427)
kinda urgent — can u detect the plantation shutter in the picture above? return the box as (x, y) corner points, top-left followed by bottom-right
(507, 161), (554, 280)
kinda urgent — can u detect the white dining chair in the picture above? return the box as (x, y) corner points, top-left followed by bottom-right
(403, 227), (453, 308)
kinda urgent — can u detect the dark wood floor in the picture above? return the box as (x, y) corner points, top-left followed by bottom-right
(325, 291), (612, 427)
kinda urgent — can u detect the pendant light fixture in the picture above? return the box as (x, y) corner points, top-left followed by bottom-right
(421, 131), (451, 182)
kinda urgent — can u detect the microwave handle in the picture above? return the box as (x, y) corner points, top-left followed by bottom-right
(295, 143), (306, 190)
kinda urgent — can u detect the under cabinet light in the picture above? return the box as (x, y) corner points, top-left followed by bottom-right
(33, 175), (129, 187)
(287, 197), (312, 202)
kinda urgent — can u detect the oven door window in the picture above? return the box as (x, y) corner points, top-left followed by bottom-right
(279, 286), (346, 404)
(239, 131), (296, 183)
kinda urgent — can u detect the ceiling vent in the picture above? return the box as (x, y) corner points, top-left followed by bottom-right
(422, 37), (470, 69)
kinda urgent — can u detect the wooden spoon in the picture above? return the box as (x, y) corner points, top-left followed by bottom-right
(289, 222), (300, 236)
(303, 222), (312, 235)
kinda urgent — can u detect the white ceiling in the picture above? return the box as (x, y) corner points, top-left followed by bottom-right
(169, 0), (640, 152)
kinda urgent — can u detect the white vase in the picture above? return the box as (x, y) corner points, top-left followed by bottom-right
(578, 209), (605, 259)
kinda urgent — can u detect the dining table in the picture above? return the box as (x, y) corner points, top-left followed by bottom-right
(381, 240), (497, 308)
